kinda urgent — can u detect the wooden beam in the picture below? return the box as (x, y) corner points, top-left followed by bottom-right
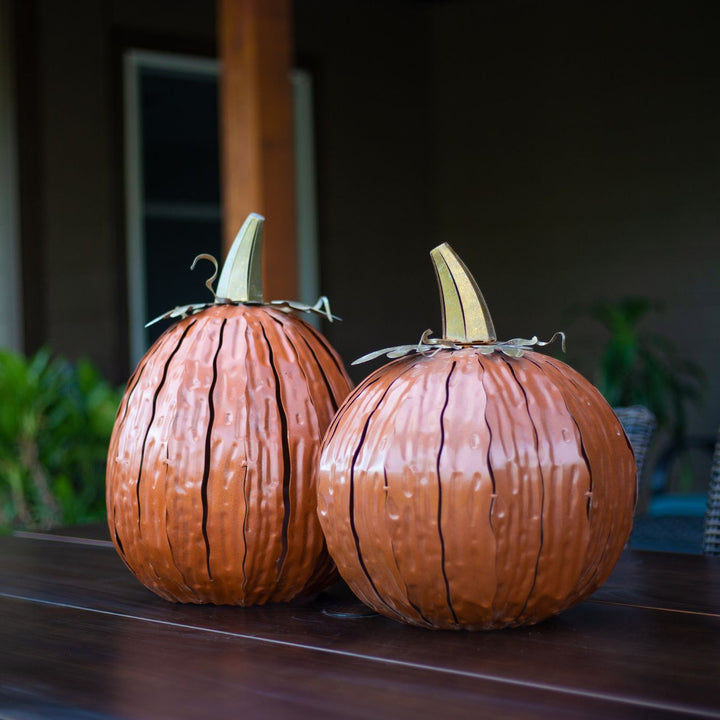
(217, 0), (297, 300)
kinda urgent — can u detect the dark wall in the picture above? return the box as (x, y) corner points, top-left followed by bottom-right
(22, 0), (217, 381)
(299, 1), (720, 444)
(429, 2), (720, 438)
(295, 0), (436, 379)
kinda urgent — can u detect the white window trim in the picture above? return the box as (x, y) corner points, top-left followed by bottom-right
(123, 49), (220, 367)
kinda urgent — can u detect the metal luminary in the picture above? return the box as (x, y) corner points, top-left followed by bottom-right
(316, 243), (636, 630)
(106, 213), (352, 605)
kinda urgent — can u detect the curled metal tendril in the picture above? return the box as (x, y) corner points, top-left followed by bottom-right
(190, 253), (219, 300)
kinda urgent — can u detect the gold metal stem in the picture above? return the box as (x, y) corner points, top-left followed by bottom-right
(216, 213), (265, 302)
(429, 243), (497, 343)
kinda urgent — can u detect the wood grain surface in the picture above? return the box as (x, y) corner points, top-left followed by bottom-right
(2, 526), (719, 719)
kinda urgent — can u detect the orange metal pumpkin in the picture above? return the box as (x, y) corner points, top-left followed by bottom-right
(317, 243), (636, 630)
(107, 214), (352, 605)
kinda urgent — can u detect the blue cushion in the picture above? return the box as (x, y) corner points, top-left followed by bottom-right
(647, 494), (708, 518)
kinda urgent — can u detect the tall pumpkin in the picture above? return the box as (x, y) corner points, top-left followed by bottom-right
(107, 214), (352, 605)
(317, 243), (636, 630)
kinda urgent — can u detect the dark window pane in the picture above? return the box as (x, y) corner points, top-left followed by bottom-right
(140, 69), (220, 204)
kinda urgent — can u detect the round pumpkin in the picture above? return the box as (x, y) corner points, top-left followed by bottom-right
(107, 214), (352, 605)
(317, 243), (636, 630)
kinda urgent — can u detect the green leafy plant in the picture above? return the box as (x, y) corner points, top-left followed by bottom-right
(584, 298), (705, 443)
(0, 348), (122, 533)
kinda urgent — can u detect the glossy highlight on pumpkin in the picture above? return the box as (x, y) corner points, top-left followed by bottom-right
(107, 303), (352, 606)
(318, 348), (636, 630)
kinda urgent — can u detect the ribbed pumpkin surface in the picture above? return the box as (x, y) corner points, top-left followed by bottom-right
(317, 348), (636, 630)
(107, 304), (352, 605)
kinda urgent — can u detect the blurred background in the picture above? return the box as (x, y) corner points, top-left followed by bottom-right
(1, 0), (719, 548)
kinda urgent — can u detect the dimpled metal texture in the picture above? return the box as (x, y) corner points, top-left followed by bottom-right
(107, 304), (352, 605)
(317, 348), (636, 630)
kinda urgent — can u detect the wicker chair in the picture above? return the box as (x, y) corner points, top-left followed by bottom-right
(702, 429), (720, 556)
(613, 405), (657, 487)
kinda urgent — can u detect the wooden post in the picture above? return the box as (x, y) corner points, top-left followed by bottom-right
(217, 0), (297, 300)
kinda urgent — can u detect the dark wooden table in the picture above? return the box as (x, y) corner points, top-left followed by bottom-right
(1, 525), (719, 720)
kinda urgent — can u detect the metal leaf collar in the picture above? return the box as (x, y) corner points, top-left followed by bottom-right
(352, 330), (566, 365)
(146, 254), (339, 327)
